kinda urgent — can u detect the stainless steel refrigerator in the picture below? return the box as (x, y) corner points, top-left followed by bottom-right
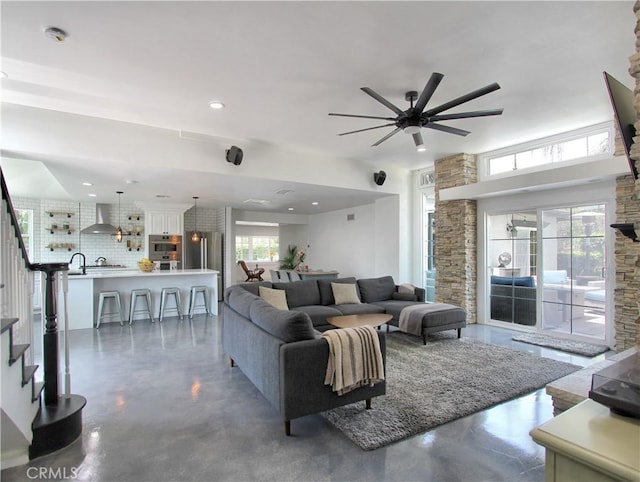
(183, 231), (224, 300)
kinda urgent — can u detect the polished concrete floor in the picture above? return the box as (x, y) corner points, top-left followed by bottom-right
(2, 310), (605, 482)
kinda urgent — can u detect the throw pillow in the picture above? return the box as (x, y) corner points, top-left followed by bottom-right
(259, 286), (289, 311)
(392, 292), (418, 301)
(331, 282), (361, 305)
(398, 283), (416, 294)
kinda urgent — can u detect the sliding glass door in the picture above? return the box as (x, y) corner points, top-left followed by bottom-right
(540, 205), (606, 340)
(487, 204), (608, 342)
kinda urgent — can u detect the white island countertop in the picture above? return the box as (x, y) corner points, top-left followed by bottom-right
(61, 269), (219, 329)
(68, 268), (218, 279)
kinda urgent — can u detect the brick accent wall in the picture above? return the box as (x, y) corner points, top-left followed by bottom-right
(613, 0), (640, 350)
(434, 153), (477, 323)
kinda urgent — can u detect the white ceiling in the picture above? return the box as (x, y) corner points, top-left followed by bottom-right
(0, 1), (635, 213)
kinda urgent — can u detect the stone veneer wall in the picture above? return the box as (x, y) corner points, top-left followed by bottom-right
(434, 153), (477, 323)
(613, 0), (640, 350)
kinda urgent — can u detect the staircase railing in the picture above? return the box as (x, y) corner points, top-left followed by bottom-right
(1, 167), (68, 404)
(1, 168), (35, 366)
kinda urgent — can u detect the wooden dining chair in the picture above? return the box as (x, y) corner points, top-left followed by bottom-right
(238, 260), (265, 282)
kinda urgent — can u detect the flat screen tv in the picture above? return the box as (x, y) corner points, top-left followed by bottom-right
(603, 71), (638, 180)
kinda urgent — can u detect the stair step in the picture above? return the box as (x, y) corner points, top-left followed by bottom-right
(1, 317), (19, 334)
(32, 381), (45, 402)
(30, 394), (87, 460)
(9, 343), (29, 366)
(22, 364), (38, 387)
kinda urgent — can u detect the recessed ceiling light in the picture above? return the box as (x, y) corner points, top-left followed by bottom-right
(88, 193), (97, 197)
(82, 182), (93, 186)
(208, 100), (225, 109)
(312, 202), (319, 205)
(287, 207), (294, 211)
(44, 26), (68, 42)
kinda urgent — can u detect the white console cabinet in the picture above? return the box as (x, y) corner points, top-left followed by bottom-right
(531, 399), (639, 482)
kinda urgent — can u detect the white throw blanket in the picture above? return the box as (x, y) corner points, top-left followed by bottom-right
(398, 303), (459, 335)
(322, 326), (385, 396)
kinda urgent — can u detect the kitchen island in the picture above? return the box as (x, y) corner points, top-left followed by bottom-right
(61, 269), (218, 329)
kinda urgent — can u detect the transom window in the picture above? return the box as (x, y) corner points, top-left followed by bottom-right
(481, 123), (612, 179)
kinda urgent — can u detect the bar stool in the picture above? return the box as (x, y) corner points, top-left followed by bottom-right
(160, 287), (183, 321)
(97, 291), (123, 328)
(188, 285), (211, 318)
(129, 288), (154, 324)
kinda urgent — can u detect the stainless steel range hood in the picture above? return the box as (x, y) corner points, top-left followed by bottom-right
(80, 204), (118, 235)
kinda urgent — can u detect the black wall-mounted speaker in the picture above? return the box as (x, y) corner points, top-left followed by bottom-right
(373, 170), (386, 186)
(226, 146), (243, 165)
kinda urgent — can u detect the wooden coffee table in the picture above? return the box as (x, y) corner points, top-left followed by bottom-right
(326, 313), (392, 329)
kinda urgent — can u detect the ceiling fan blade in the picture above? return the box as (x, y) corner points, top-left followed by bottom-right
(337, 123), (397, 136)
(414, 72), (444, 113)
(361, 87), (405, 116)
(424, 82), (501, 117)
(425, 123), (470, 137)
(372, 127), (402, 146)
(427, 108), (503, 122)
(329, 113), (397, 121)
(412, 132), (424, 147)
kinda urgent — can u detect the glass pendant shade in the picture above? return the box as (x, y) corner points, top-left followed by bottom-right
(191, 196), (200, 243)
(115, 191), (123, 243)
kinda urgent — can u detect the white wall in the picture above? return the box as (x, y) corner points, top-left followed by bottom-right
(307, 195), (405, 280)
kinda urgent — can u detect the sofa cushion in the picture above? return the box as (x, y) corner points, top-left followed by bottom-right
(332, 303), (385, 316)
(226, 286), (260, 319)
(249, 298), (315, 343)
(357, 276), (396, 302)
(392, 292), (418, 301)
(317, 277), (359, 305)
(491, 275), (535, 287)
(332, 282), (361, 305)
(236, 281), (273, 296)
(290, 305), (342, 328)
(543, 270), (568, 284)
(259, 286), (289, 310)
(272, 279), (321, 308)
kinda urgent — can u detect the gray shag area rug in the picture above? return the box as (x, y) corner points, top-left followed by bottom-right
(321, 332), (580, 451)
(512, 333), (609, 357)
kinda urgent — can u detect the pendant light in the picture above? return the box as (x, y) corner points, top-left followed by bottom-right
(191, 196), (201, 243)
(115, 191), (124, 243)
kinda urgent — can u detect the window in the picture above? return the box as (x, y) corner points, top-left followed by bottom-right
(16, 208), (34, 260)
(235, 235), (279, 262)
(481, 123), (612, 178)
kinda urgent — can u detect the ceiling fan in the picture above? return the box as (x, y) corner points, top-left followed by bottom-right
(329, 72), (503, 150)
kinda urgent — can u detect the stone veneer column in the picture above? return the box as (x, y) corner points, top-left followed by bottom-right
(434, 153), (477, 323)
(613, 1), (640, 350)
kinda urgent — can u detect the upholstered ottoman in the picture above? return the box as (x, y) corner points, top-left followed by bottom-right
(397, 303), (467, 345)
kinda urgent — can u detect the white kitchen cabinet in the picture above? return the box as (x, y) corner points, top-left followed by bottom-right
(145, 211), (183, 235)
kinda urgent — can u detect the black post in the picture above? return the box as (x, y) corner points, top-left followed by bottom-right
(32, 263), (68, 406)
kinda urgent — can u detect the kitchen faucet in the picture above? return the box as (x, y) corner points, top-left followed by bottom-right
(69, 252), (86, 275)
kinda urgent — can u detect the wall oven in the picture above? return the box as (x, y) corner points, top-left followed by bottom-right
(148, 235), (182, 268)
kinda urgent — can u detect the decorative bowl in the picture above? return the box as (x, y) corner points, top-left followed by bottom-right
(138, 261), (155, 272)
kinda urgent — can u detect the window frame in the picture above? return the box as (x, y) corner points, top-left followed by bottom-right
(478, 122), (614, 181)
